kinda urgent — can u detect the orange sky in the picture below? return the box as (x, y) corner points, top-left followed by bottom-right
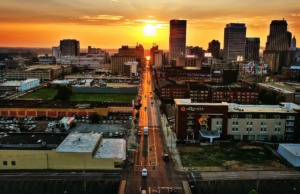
(0, 0), (299, 50)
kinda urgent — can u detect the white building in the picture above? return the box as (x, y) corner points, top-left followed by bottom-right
(58, 117), (75, 130)
(124, 61), (138, 77)
(154, 51), (163, 68)
(18, 79), (40, 91)
(278, 144), (300, 167)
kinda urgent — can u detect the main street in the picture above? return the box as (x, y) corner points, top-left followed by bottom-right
(125, 62), (184, 194)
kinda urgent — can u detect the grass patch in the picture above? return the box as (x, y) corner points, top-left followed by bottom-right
(179, 144), (285, 169)
(20, 87), (136, 102)
(69, 93), (136, 102)
(20, 88), (57, 100)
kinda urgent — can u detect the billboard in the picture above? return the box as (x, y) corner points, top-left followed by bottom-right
(242, 62), (268, 75)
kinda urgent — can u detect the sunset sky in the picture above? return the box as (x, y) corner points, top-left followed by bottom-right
(0, 0), (299, 50)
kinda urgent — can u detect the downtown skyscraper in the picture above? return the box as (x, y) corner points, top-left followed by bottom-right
(223, 23), (246, 61)
(169, 19), (187, 64)
(59, 39), (80, 57)
(245, 38), (260, 61)
(263, 19), (292, 73)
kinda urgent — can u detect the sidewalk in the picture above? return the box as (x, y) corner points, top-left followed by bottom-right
(159, 112), (184, 172)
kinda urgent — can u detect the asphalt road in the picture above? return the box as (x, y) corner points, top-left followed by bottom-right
(125, 63), (185, 194)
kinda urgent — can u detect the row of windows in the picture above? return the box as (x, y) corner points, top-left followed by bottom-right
(232, 128), (281, 133)
(3, 161), (16, 166)
(232, 121), (284, 126)
(231, 114), (295, 120)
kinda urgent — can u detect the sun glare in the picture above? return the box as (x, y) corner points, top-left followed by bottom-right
(143, 24), (156, 36)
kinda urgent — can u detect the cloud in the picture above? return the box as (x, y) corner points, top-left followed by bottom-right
(291, 13), (300, 17)
(80, 15), (123, 21)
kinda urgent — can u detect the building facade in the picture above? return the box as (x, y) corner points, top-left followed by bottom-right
(176, 56), (202, 69)
(169, 20), (187, 63)
(208, 40), (221, 59)
(111, 55), (137, 74)
(174, 99), (299, 142)
(223, 23), (246, 61)
(18, 79), (40, 91)
(60, 39), (80, 57)
(4, 65), (72, 81)
(245, 38), (260, 61)
(263, 19), (292, 73)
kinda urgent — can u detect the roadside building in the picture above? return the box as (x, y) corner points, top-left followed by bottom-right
(174, 99), (299, 143)
(0, 132), (125, 170)
(278, 144), (300, 167)
(18, 79), (40, 91)
(0, 100), (132, 119)
(257, 82), (298, 103)
(4, 65), (72, 81)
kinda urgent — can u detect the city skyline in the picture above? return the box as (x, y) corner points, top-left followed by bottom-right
(0, 0), (300, 49)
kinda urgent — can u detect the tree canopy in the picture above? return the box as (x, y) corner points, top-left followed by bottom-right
(54, 85), (72, 101)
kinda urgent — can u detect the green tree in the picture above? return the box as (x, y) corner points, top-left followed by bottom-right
(276, 94), (285, 103)
(54, 85), (72, 101)
(89, 113), (101, 123)
(248, 189), (257, 194)
(262, 92), (276, 104)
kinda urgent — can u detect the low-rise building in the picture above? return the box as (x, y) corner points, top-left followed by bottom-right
(174, 99), (299, 143)
(0, 132), (125, 170)
(0, 100), (132, 118)
(4, 65), (72, 81)
(18, 79), (40, 91)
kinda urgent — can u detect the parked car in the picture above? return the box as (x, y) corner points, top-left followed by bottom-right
(142, 168), (147, 177)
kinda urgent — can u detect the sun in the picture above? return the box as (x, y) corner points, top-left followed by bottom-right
(143, 24), (156, 36)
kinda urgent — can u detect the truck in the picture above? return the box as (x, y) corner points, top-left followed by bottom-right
(143, 127), (148, 135)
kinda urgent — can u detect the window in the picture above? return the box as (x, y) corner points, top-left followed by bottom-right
(259, 114), (266, 119)
(246, 128), (252, 132)
(232, 121), (239, 126)
(260, 122), (267, 127)
(3, 161), (7, 166)
(232, 128), (238, 132)
(286, 122), (294, 126)
(286, 116), (295, 120)
(273, 115), (280, 119)
(232, 114), (238, 119)
(11, 161), (16, 166)
(275, 122), (281, 127)
(245, 114), (252, 119)
(275, 128), (281, 133)
(246, 122), (253, 126)
(260, 128), (267, 133)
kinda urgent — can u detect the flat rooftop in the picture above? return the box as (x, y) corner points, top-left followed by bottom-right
(0, 133), (67, 146)
(228, 103), (297, 113)
(280, 144), (300, 157)
(94, 138), (126, 160)
(0, 81), (21, 87)
(56, 132), (102, 153)
(174, 99), (228, 106)
(258, 83), (293, 94)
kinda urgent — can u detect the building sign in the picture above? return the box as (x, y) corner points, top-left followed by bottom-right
(186, 107), (204, 112)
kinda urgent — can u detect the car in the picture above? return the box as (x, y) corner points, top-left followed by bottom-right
(142, 168), (147, 177)
(137, 130), (141, 136)
(163, 154), (170, 162)
(141, 190), (147, 194)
